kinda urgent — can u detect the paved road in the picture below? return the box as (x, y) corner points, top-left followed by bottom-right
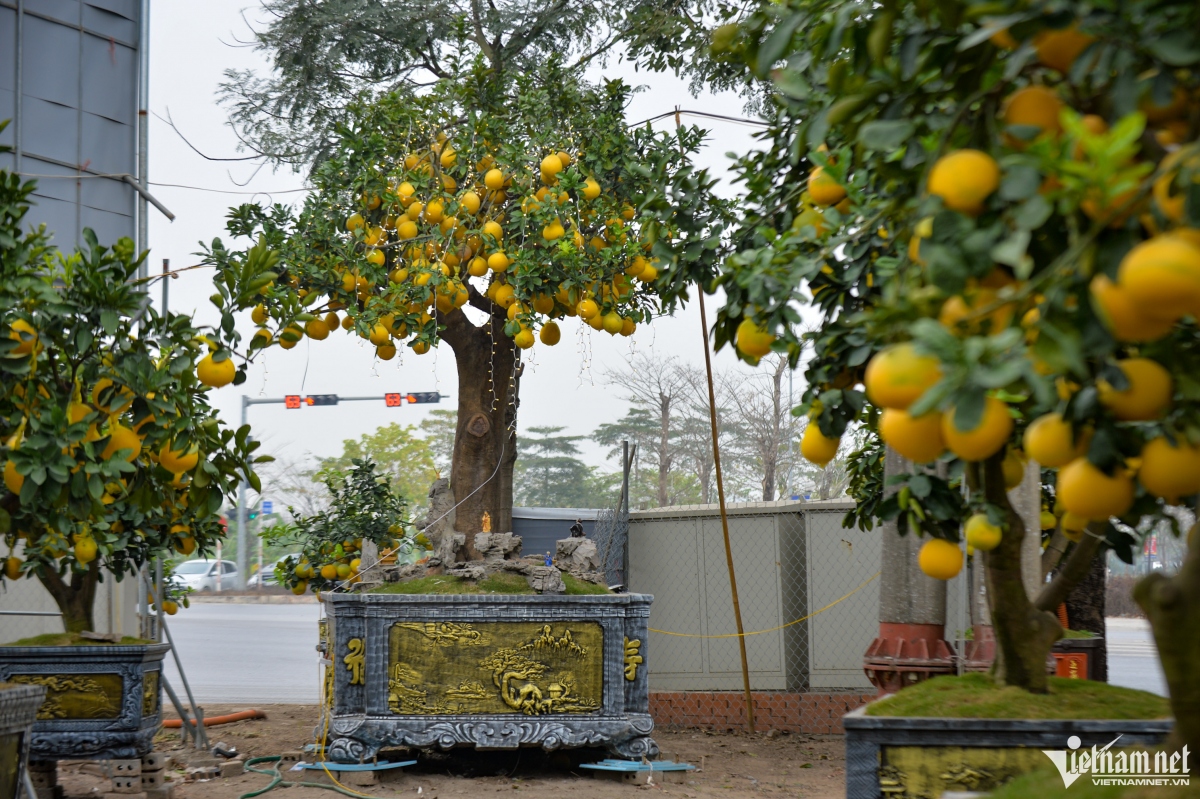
(161, 605), (1167, 704)
(161, 603), (323, 704)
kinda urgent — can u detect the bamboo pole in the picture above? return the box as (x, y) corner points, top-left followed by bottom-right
(697, 292), (755, 732)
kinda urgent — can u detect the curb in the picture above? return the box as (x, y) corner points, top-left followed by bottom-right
(187, 594), (319, 605)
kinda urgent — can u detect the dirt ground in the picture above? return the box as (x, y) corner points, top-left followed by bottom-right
(56, 704), (847, 798)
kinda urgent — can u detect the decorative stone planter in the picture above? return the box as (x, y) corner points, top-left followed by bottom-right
(320, 593), (656, 762)
(844, 705), (1172, 798)
(0, 643), (168, 761)
(0, 682), (47, 797)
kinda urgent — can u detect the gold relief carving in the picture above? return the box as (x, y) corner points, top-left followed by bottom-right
(481, 511), (492, 533)
(388, 621), (603, 716)
(623, 637), (643, 681)
(395, 622), (490, 648)
(142, 671), (159, 716)
(10, 673), (122, 720)
(344, 638), (366, 685)
(323, 663), (335, 703)
(881, 745), (1051, 797)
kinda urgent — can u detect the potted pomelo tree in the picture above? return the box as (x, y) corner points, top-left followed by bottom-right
(707, 0), (1200, 793)
(200, 61), (716, 760)
(0, 137), (266, 760)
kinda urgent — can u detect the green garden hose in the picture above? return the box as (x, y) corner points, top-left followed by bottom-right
(238, 755), (375, 799)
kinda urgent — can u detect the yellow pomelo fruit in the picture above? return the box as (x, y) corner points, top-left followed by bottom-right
(577, 299), (599, 319)
(1023, 413), (1087, 467)
(1138, 436), (1200, 503)
(879, 409), (945, 463)
(965, 514), (1002, 551)
(74, 536), (98, 565)
(1097, 358), (1172, 421)
(1001, 85), (1063, 141)
(918, 538), (963, 580)
(514, 329), (535, 349)
(800, 424), (840, 467)
(1034, 25), (1094, 73)
(102, 424), (142, 462)
(4, 460), (24, 494)
(941, 397), (1013, 461)
(197, 353), (236, 388)
(1117, 235), (1200, 322)
(1057, 458), (1134, 520)
(1002, 449), (1027, 488)
(807, 166), (846, 207)
(1089, 275), (1175, 342)
(602, 312), (623, 335)
(927, 150), (1000, 216)
(540, 321), (561, 346)
(735, 319), (774, 359)
(864, 343), (943, 410)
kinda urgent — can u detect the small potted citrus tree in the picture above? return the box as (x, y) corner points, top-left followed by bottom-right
(0, 139), (266, 761)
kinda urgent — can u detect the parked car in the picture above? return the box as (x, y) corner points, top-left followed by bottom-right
(245, 555), (301, 588)
(174, 559), (238, 592)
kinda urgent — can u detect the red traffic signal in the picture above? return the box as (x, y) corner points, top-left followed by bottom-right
(284, 395), (302, 409)
(385, 393), (402, 407)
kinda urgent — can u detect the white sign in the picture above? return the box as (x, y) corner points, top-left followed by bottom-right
(1042, 735), (1190, 788)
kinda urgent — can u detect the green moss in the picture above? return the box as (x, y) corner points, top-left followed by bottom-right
(989, 764), (1195, 799)
(477, 572), (536, 594)
(366, 571), (612, 595)
(2, 633), (154, 647)
(865, 673), (1170, 720)
(563, 574), (612, 595)
(369, 573), (535, 595)
(1062, 628), (1097, 639)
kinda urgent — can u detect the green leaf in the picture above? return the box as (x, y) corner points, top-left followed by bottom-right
(1149, 31), (1200, 66)
(951, 390), (986, 433)
(999, 165), (1041, 201)
(857, 120), (914, 152)
(757, 11), (806, 76)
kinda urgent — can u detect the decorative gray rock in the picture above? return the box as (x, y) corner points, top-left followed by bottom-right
(416, 478), (460, 563)
(446, 565), (488, 581)
(322, 593), (656, 762)
(474, 532), (523, 563)
(527, 566), (566, 594)
(556, 538), (601, 575)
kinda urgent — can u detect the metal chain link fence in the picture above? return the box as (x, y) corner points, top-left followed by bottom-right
(622, 499), (880, 731)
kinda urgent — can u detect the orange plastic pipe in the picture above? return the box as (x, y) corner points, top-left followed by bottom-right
(162, 709), (266, 728)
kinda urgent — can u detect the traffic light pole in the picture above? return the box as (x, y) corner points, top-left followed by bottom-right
(234, 391), (445, 588)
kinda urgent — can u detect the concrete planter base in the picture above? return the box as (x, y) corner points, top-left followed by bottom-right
(843, 704), (1172, 798)
(0, 643), (168, 761)
(321, 593), (655, 762)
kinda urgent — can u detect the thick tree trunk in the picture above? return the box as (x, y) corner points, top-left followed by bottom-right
(39, 563), (100, 634)
(1135, 525), (1200, 756)
(440, 306), (518, 559)
(979, 455), (1061, 692)
(1064, 553), (1107, 636)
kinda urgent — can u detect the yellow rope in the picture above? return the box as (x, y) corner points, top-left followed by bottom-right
(647, 571), (880, 639)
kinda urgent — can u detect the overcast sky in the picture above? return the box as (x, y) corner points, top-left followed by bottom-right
(145, 1), (792, 483)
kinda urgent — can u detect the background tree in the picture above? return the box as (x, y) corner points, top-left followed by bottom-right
(601, 353), (692, 507)
(219, 0), (749, 169)
(513, 426), (615, 507)
(0, 151), (262, 633)
(316, 423), (438, 505)
(419, 409), (458, 474)
(721, 354), (800, 501)
(714, 0), (1200, 748)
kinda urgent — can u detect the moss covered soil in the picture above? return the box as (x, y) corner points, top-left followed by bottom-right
(368, 571), (612, 596)
(866, 673), (1171, 720)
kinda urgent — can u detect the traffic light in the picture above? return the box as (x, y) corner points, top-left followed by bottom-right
(305, 395), (339, 406)
(384, 393), (402, 407)
(406, 392), (441, 404)
(284, 395), (302, 409)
